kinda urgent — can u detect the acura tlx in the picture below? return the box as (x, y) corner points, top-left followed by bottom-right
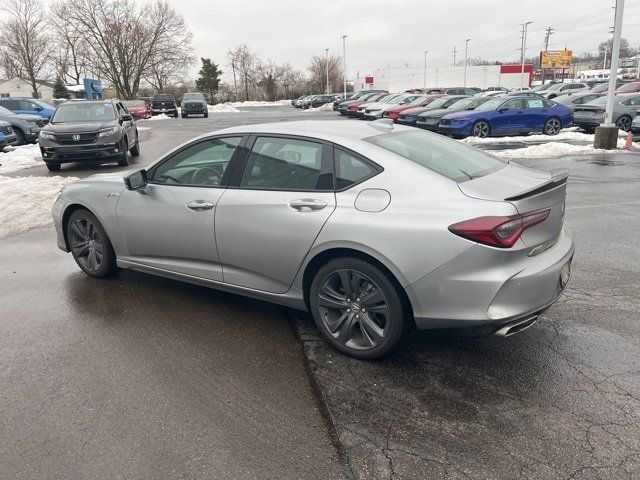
(52, 120), (574, 359)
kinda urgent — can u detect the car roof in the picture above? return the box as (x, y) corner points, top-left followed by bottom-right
(214, 120), (414, 143)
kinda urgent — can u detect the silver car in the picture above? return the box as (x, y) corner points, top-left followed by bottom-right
(52, 121), (574, 359)
(573, 93), (640, 132)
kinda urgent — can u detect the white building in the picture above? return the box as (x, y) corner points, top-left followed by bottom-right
(0, 77), (55, 99)
(360, 64), (534, 92)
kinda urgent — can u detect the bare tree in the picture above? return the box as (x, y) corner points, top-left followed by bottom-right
(228, 44), (257, 101)
(63, 0), (193, 99)
(255, 60), (287, 101)
(308, 54), (343, 93)
(49, 1), (89, 84)
(0, 0), (51, 98)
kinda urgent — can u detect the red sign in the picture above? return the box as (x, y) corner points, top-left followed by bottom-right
(364, 76), (374, 84)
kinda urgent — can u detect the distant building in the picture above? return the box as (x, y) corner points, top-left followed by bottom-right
(0, 77), (55, 99)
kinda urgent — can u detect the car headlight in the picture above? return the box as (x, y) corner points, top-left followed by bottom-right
(40, 131), (55, 140)
(29, 125), (41, 133)
(98, 127), (119, 137)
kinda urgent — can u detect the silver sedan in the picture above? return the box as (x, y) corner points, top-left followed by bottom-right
(52, 120), (574, 359)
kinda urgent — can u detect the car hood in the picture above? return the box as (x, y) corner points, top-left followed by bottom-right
(442, 109), (485, 121)
(44, 121), (118, 133)
(4, 113), (43, 122)
(400, 106), (433, 116)
(127, 106), (147, 112)
(360, 102), (388, 109)
(420, 107), (464, 118)
(77, 170), (131, 186)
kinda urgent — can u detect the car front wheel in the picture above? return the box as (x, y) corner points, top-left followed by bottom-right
(67, 209), (117, 278)
(471, 120), (491, 138)
(118, 139), (130, 166)
(309, 257), (407, 359)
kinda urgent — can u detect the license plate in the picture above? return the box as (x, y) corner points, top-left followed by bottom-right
(560, 261), (571, 288)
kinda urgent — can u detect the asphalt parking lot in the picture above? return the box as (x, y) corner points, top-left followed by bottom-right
(1, 105), (639, 479)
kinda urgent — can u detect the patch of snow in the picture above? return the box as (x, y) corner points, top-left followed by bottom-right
(142, 114), (173, 121)
(0, 175), (78, 239)
(225, 100), (291, 107)
(461, 130), (596, 145)
(136, 126), (151, 131)
(0, 144), (42, 174)
(490, 142), (623, 159)
(208, 104), (241, 113)
(304, 103), (334, 112)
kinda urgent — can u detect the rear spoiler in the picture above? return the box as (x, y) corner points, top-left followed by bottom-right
(505, 170), (568, 201)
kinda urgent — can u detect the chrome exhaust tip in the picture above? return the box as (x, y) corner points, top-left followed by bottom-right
(494, 315), (538, 337)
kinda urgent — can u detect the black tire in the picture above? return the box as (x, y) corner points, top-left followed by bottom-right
(66, 209), (117, 278)
(543, 117), (562, 136)
(616, 115), (632, 132)
(471, 120), (491, 138)
(181, 113), (187, 118)
(130, 135), (140, 157)
(580, 126), (595, 134)
(46, 162), (61, 171)
(204, 111), (208, 118)
(118, 139), (129, 166)
(13, 128), (25, 146)
(309, 257), (408, 360)
(173, 111), (179, 118)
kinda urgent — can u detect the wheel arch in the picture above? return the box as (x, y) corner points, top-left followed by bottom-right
(300, 245), (415, 325)
(61, 203), (102, 251)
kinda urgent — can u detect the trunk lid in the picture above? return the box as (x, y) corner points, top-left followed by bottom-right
(458, 163), (567, 250)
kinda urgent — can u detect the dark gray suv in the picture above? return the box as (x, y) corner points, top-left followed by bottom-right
(38, 100), (140, 171)
(181, 92), (208, 118)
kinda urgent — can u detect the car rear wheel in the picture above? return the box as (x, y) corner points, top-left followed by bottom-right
(67, 209), (117, 278)
(471, 120), (491, 138)
(309, 257), (407, 359)
(543, 117), (562, 135)
(46, 162), (60, 171)
(616, 115), (632, 132)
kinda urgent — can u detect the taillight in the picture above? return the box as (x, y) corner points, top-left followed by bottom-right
(448, 209), (550, 248)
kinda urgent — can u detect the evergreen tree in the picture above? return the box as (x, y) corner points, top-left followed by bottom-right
(195, 58), (222, 102)
(52, 76), (71, 99)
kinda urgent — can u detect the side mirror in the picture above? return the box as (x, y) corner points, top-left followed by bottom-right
(124, 169), (147, 191)
(121, 114), (133, 122)
(498, 107), (509, 112)
(35, 106), (43, 111)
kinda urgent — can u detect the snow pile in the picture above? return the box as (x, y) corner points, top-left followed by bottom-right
(0, 144), (42, 174)
(143, 114), (172, 121)
(491, 142), (622, 159)
(226, 100), (291, 107)
(0, 175), (78, 239)
(304, 103), (334, 112)
(462, 130), (596, 145)
(208, 104), (241, 113)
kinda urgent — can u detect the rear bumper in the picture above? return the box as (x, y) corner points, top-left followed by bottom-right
(407, 228), (575, 330)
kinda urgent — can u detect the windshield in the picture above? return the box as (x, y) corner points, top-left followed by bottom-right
(51, 102), (117, 123)
(447, 98), (476, 109)
(475, 98), (504, 111)
(0, 106), (15, 116)
(530, 85), (547, 92)
(124, 100), (146, 108)
(545, 83), (565, 91)
(617, 83), (639, 92)
(590, 83), (609, 92)
(377, 94), (397, 103)
(586, 96), (609, 106)
(367, 130), (505, 183)
(424, 97), (450, 109)
(183, 93), (205, 101)
(408, 96), (428, 105)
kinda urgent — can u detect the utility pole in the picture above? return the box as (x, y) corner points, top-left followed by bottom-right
(542, 26), (554, 85)
(325, 48), (330, 93)
(341, 35), (347, 96)
(520, 22), (532, 88)
(423, 51), (428, 89)
(463, 39), (470, 87)
(231, 61), (238, 102)
(595, 0), (625, 149)
(453, 46), (457, 66)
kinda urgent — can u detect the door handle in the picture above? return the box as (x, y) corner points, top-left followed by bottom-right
(288, 199), (327, 211)
(186, 200), (215, 211)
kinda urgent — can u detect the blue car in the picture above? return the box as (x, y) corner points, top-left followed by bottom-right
(438, 96), (574, 138)
(0, 119), (18, 149)
(0, 97), (56, 120)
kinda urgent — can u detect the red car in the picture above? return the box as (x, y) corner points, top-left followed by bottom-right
(382, 94), (445, 122)
(346, 93), (388, 117)
(123, 100), (151, 120)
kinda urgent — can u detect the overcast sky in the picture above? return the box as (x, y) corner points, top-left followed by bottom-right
(167, 0), (640, 80)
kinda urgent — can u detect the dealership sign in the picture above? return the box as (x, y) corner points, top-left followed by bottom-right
(540, 50), (573, 69)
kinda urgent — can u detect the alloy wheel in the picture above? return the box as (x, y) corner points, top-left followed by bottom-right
(616, 116), (631, 131)
(316, 269), (390, 350)
(69, 216), (104, 273)
(544, 118), (562, 135)
(472, 121), (490, 138)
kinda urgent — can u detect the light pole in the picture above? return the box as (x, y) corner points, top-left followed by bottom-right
(341, 35), (347, 96)
(463, 39), (470, 87)
(325, 48), (330, 93)
(604, 0), (624, 126)
(520, 22), (532, 88)
(423, 51), (428, 89)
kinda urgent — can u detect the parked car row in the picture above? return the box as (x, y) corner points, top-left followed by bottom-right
(335, 90), (575, 138)
(292, 94), (343, 109)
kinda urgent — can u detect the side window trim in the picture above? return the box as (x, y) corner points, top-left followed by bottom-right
(332, 144), (383, 192)
(146, 134), (248, 188)
(228, 133), (334, 192)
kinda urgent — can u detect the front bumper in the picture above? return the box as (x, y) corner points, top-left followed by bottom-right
(397, 117), (418, 126)
(40, 138), (125, 164)
(406, 228), (575, 330)
(151, 108), (177, 115)
(437, 121), (472, 136)
(415, 118), (442, 131)
(182, 107), (207, 115)
(363, 111), (384, 120)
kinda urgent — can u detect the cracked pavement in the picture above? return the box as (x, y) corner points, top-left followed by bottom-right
(292, 151), (640, 480)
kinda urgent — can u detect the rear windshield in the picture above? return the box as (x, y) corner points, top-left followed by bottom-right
(51, 102), (117, 123)
(367, 130), (505, 183)
(616, 83), (639, 92)
(124, 100), (145, 107)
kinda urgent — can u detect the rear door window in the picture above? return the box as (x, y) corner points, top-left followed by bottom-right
(334, 148), (379, 190)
